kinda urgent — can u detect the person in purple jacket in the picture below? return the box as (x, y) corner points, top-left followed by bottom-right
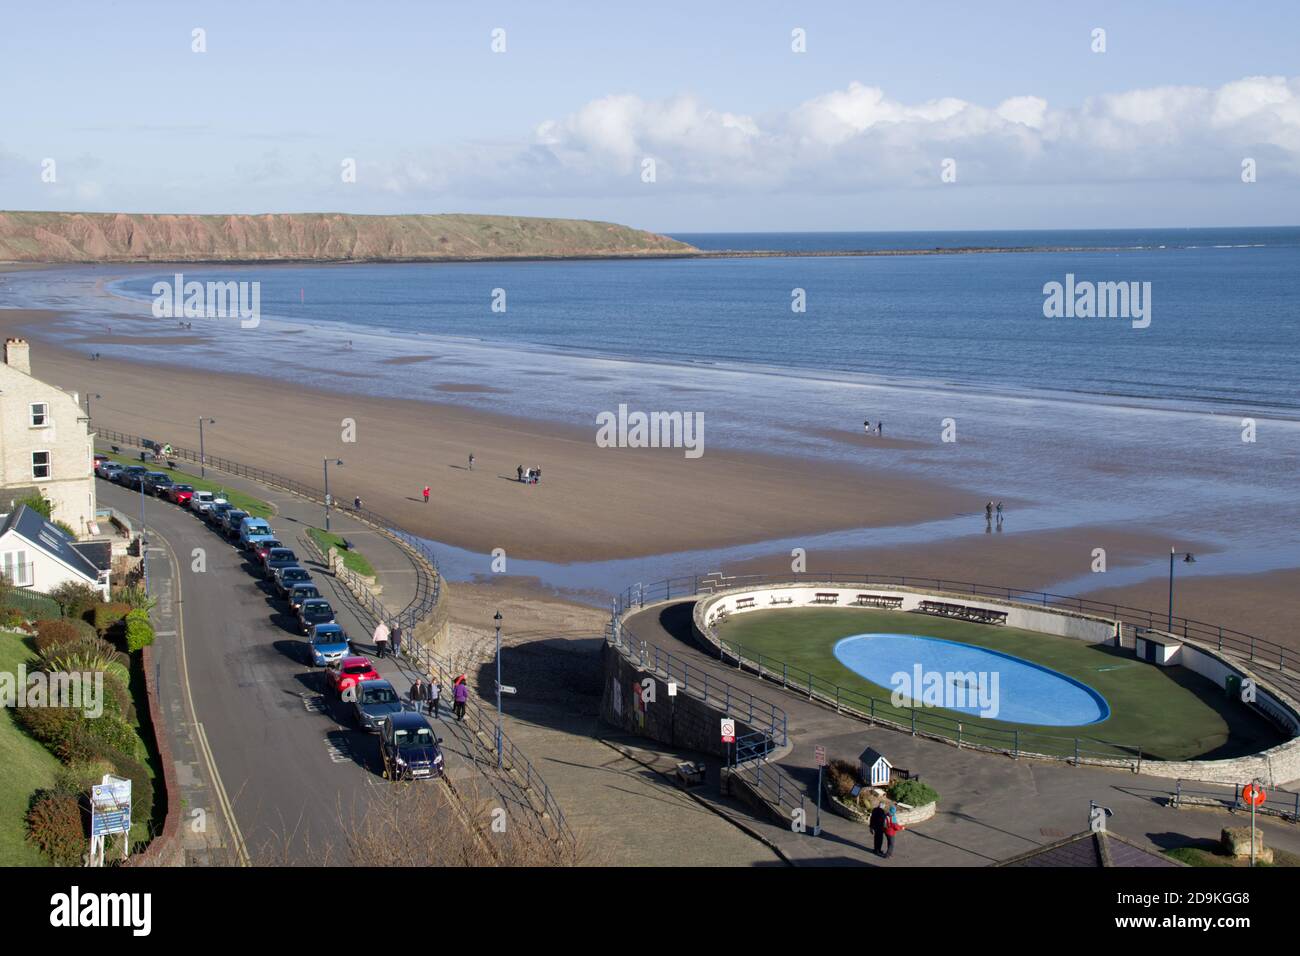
(453, 676), (469, 721)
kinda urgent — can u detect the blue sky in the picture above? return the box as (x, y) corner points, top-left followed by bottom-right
(1, 1), (1297, 230)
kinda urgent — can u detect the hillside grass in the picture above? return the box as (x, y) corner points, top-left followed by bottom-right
(0, 631), (63, 866)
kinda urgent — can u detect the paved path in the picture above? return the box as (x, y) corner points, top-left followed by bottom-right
(623, 600), (1300, 866)
(102, 473), (507, 862)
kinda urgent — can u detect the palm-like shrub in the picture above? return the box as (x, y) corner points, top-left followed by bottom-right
(39, 635), (130, 686)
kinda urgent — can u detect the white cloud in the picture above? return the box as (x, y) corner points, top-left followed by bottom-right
(376, 75), (1300, 198)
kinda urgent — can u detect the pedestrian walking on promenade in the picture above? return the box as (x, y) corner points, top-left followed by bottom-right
(468, 453), (475, 471)
(390, 621), (403, 658)
(354, 495), (362, 511)
(422, 485), (430, 504)
(429, 678), (441, 717)
(869, 803), (887, 856)
(884, 803), (903, 859)
(373, 620), (390, 659)
(410, 678), (425, 710)
(453, 676), (469, 721)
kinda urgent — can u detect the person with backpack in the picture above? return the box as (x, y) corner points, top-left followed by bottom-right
(883, 802), (903, 858)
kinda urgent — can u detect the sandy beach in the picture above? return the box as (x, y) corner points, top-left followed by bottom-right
(3, 308), (968, 562)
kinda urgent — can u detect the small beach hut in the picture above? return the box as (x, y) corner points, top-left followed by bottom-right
(858, 747), (892, 787)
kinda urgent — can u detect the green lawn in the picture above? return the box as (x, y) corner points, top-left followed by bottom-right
(100, 451), (273, 518)
(307, 528), (375, 577)
(0, 632), (63, 866)
(718, 608), (1285, 762)
(1165, 844), (1299, 867)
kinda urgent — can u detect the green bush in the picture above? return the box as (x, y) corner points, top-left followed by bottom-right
(888, 779), (939, 807)
(25, 791), (86, 866)
(49, 581), (103, 621)
(13, 704), (83, 749)
(114, 585), (156, 612)
(106, 752), (154, 826)
(98, 672), (136, 724)
(92, 602), (132, 637)
(57, 716), (139, 765)
(39, 635), (130, 686)
(124, 610), (154, 653)
(0, 606), (25, 628)
(54, 758), (116, 796)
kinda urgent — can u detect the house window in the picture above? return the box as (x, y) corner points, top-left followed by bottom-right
(30, 403), (49, 427)
(2, 551), (31, 587)
(32, 451), (51, 479)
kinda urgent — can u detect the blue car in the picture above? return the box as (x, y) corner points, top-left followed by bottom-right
(305, 622), (350, 667)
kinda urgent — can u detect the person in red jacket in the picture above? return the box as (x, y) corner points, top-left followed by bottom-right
(422, 485), (430, 503)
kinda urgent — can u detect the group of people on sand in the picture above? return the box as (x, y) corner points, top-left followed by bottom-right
(516, 464), (541, 484)
(863, 418), (884, 437)
(984, 500), (1004, 525)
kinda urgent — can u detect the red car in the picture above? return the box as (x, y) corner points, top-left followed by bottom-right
(325, 656), (380, 697)
(166, 483), (195, 507)
(253, 539), (284, 565)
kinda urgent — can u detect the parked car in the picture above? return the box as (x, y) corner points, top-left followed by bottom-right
(252, 539), (284, 565)
(378, 712), (445, 780)
(273, 565), (312, 598)
(166, 483), (195, 507)
(191, 490), (216, 514)
(93, 456), (116, 477)
(205, 501), (233, 528)
(351, 679), (405, 732)
(262, 547), (299, 579)
(305, 622), (351, 668)
(143, 472), (174, 496)
(297, 598), (336, 634)
(118, 465), (149, 488)
(98, 462), (124, 482)
(324, 655), (379, 696)
(286, 582), (322, 612)
(220, 509), (249, 539)
(238, 517), (275, 550)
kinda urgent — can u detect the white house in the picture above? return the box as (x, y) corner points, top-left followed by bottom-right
(0, 503), (109, 599)
(0, 338), (97, 536)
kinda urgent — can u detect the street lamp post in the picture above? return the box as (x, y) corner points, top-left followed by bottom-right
(198, 417), (215, 478)
(139, 477), (149, 595)
(1167, 548), (1196, 631)
(494, 610), (503, 769)
(84, 392), (101, 421)
(323, 459), (343, 531)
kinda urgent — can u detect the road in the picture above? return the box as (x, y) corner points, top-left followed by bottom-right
(99, 477), (474, 863)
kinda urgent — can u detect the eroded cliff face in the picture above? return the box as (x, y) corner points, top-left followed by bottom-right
(0, 211), (696, 262)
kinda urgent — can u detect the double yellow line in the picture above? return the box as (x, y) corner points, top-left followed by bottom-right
(156, 529), (250, 866)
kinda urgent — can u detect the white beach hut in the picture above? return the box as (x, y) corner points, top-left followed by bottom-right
(858, 747), (892, 787)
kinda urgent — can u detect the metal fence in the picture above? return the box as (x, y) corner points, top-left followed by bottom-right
(103, 426), (573, 848)
(0, 581), (64, 620)
(615, 572), (1295, 678)
(729, 731), (806, 825)
(1171, 779), (1300, 822)
(610, 618), (789, 746)
(96, 427), (440, 632)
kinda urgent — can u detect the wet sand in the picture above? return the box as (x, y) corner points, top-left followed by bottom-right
(4, 308), (967, 562)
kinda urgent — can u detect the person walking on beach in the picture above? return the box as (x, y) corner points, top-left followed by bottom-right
(468, 453), (475, 471)
(373, 620), (390, 659)
(985, 501), (993, 522)
(517, 465), (524, 483)
(429, 677), (441, 717)
(869, 803), (887, 856)
(864, 419), (871, 435)
(354, 495), (362, 511)
(996, 501), (1004, 522)
(453, 676), (469, 721)
(422, 485), (430, 504)
(877, 420), (883, 437)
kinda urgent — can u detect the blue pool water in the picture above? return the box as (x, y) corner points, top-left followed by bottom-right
(832, 633), (1110, 726)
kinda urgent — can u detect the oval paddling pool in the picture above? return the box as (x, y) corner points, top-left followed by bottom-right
(832, 633), (1110, 726)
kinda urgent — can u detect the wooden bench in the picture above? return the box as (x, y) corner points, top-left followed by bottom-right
(853, 594), (905, 609)
(769, 595), (794, 605)
(735, 597), (756, 610)
(811, 592), (840, 605)
(915, 600), (1007, 625)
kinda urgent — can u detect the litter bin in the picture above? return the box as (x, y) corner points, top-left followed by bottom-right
(1225, 674), (1242, 700)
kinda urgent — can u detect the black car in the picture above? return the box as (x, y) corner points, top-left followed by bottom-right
(118, 465), (148, 488)
(143, 472), (174, 496)
(352, 679), (405, 732)
(206, 501), (233, 528)
(378, 712), (444, 780)
(262, 548), (299, 579)
(285, 582), (322, 612)
(221, 509), (249, 539)
(274, 565), (313, 598)
(297, 598), (335, 634)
